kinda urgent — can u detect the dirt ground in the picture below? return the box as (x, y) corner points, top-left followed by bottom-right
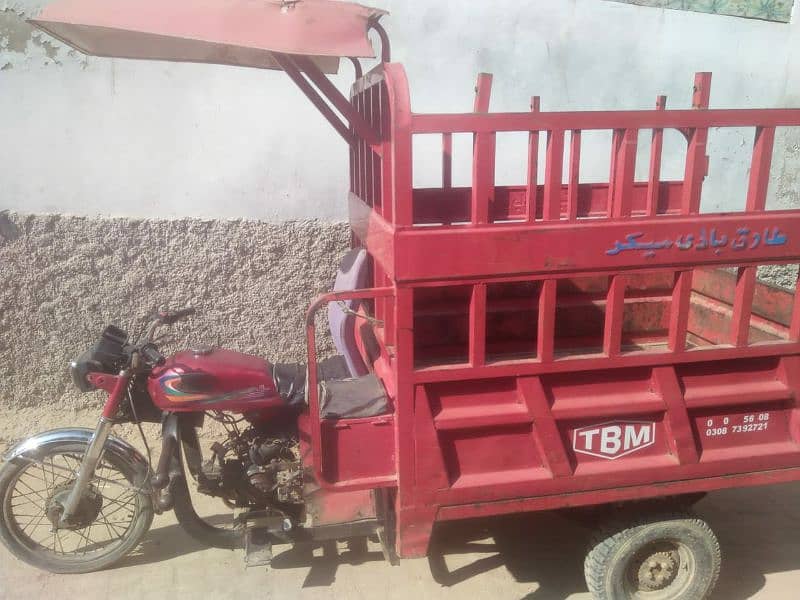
(1, 412), (800, 599)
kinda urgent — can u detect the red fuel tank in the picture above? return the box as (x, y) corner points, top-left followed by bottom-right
(148, 347), (285, 414)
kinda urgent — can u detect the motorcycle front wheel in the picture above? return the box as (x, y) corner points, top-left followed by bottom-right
(0, 440), (153, 574)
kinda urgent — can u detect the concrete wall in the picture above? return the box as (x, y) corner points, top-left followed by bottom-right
(3, 0), (800, 411)
(0, 212), (348, 410)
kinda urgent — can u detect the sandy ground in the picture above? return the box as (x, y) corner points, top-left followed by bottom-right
(1, 414), (800, 599)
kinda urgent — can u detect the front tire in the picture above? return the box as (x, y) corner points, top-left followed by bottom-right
(0, 441), (153, 574)
(584, 511), (721, 599)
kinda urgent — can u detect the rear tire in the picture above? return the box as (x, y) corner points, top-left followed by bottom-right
(584, 511), (720, 600)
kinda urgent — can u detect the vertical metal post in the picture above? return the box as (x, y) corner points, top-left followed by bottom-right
(442, 133), (453, 189)
(731, 266), (757, 346)
(646, 95), (667, 217)
(538, 279), (557, 362)
(681, 72), (712, 214)
(612, 129), (638, 218)
(526, 96), (541, 223)
(604, 275), (627, 356)
(668, 270), (694, 352)
(543, 130), (565, 220)
(469, 283), (487, 366)
(472, 73), (494, 224)
(746, 126), (776, 211)
(567, 130), (581, 221)
(607, 129), (623, 213)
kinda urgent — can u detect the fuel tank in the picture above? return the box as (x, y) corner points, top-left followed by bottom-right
(148, 347), (285, 414)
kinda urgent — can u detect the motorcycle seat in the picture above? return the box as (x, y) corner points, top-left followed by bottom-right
(319, 372), (390, 420)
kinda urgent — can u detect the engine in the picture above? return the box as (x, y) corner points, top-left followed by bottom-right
(196, 419), (305, 513)
(244, 434), (304, 505)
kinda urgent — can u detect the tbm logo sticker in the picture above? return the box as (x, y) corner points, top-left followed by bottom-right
(572, 421), (656, 460)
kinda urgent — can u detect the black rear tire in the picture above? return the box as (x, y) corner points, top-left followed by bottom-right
(584, 511), (720, 600)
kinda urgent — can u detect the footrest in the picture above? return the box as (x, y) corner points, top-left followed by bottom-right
(237, 510), (294, 568)
(244, 527), (273, 568)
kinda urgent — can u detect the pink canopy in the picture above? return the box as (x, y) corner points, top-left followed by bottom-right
(30, 0), (387, 74)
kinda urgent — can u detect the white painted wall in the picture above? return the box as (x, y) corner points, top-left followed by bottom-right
(2, 0), (800, 220)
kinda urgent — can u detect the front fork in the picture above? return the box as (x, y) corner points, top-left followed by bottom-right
(58, 370), (130, 527)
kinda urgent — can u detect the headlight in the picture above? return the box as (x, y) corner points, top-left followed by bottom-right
(70, 351), (102, 392)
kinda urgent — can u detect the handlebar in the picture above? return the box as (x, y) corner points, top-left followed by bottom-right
(157, 307), (196, 325)
(142, 307), (196, 345)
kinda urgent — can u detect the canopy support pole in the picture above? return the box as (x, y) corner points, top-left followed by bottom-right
(274, 53), (381, 146)
(272, 52), (356, 146)
(293, 55), (380, 145)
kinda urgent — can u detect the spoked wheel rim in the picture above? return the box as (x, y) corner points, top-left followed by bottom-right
(3, 449), (144, 564)
(623, 540), (696, 599)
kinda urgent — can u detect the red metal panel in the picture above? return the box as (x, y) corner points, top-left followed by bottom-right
(321, 416), (395, 482)
(349, 194), (395, 278)
(394, 211), (800, 282)
(435, 466), (800, 522)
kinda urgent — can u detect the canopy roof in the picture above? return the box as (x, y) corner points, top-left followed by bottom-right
(30, 0), (387, 74)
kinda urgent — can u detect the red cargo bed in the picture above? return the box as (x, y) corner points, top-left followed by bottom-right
(303, 65), (800, 560)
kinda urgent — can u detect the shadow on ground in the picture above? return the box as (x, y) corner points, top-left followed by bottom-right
(423, 482), (800, 599)
(116, 514), (235, 568)
(115, 481), (800, 599)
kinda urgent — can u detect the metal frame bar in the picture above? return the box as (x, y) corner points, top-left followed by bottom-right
(305, 287), (396, 491)
(272, 53), (382, 147)
(293, 55), (380, 145)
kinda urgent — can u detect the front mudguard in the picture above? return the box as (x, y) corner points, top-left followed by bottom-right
(3, 427), (151, 489)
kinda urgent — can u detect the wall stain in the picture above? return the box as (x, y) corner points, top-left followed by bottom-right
(1, 7), (63, 69)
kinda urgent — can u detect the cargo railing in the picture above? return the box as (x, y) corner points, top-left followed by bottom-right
(347, 65), (800, 382)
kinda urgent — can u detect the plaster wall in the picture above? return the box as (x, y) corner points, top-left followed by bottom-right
(0, 212), (348, 409)
(3, 0), (800, 219)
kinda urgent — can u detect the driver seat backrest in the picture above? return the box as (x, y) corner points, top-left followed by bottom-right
(327, 248), (370, 377)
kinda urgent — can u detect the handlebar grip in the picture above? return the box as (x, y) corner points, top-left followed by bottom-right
(141, 344), (166, 366)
